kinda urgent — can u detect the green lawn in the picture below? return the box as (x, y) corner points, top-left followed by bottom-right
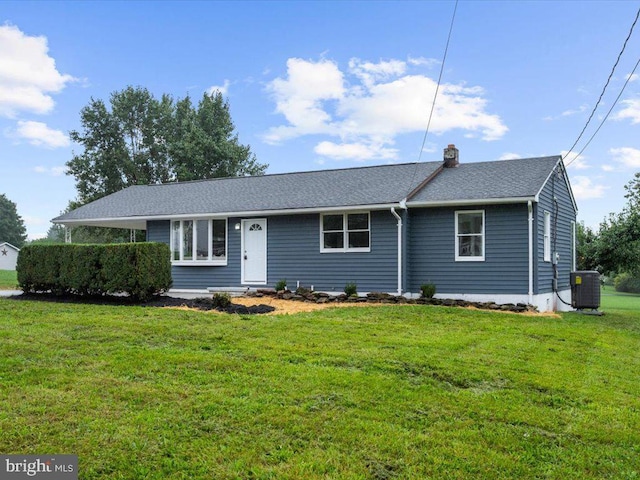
(0, 269), (17, 290)
(0, 299), (638, 479)
(602, 284), (640, 312)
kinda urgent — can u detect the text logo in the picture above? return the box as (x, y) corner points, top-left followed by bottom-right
(0, 455), (77, 479)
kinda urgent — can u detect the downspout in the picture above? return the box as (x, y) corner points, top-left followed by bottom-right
(528, 201), (533, 306)
(391, 206), (403, 296)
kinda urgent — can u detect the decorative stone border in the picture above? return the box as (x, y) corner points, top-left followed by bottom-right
(246, 289), (538, 314)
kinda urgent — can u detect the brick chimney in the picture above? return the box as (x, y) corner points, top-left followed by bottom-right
(443, 144), (459, 168)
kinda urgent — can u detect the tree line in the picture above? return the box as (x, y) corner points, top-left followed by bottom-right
(49, 86), (267, 243)
(68, 86), (267, 203)
(577, 172), (640, 292)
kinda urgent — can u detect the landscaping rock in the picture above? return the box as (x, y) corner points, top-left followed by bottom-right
(235, 288), (539, 314)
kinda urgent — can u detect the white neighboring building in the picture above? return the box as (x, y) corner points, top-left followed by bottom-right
(0, 242), (20, 270)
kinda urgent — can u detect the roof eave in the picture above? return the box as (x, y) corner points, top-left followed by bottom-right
(52, 202), (404, 228)
(534, 158), (579, 213)
(407, 196), (537, 208)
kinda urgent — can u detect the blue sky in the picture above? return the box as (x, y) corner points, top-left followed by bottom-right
(1, 0), (639, 239)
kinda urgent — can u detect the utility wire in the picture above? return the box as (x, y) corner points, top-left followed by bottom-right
(565, 53), (640, 167)
(417, 0), (459, 163)
(563, 6), (640, 162)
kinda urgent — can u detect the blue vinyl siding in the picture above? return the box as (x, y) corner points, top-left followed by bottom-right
(267, 210), (397, 292)
(408, 204), (529, 294)
(147, 218), (242, 289)
(148, 210), (398, 292)
(535, 168), (577, 294)
(146, 220), (169, 243)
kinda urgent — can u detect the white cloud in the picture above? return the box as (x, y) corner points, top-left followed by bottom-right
(314, 141), (398, 161)
(264, 57), (345, 144)
(543, 104), (587, 121)
(0, 24), (76, 117)
(33, 165), (66, 176)
(570, 175), (608, 200)
(499, 152), (521, 160)
(609, 147), (640, 168)
(613, 98), (640, 124)
(348, 58), (407, 88)
(263, 57), (508, 160)
(407, 56), (440, 68)
(207, 79), (230, 96)
(561, 150), (589, 170)
(626, 73), (638, 82)
(15, 120), (69, 148)
(561, 104), (587, 117)
(601, 164), (614, 172)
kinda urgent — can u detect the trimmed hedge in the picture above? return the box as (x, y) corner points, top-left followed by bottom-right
(17, 243), (172, 301)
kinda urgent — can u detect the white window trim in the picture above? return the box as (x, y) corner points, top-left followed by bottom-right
(171, 218), (228, 266)
(455, 210), (485, 262)
(320, 212), (371, 253)
(543, 211), (551, 263)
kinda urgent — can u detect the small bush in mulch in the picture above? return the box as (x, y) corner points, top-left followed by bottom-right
(8, 292), (275, 315)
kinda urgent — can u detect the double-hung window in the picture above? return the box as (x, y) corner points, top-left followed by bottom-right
(171, 219), (227, 265)
(455, 210), (484, 261)
(321, 212), (370, 252)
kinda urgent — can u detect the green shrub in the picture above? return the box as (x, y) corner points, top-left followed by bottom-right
(614, 272), (640, 294)
(344, 282), (358, 297)
(212, 292), (232, 309)
(17, 243), (172, 301)
(275, 279), (287, 291)
(420, 283), (436, 298)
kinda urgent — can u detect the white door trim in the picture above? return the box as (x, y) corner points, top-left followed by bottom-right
(241, 218), (267, 285)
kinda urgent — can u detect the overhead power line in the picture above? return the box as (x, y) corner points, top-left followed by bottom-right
(565, 53), (640, 168)
(564, 6), (640, 165)
(417, 0), (459, 163)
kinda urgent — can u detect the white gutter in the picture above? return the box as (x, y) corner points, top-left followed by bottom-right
(51, 203), (401, 226)
(407, 196), (536, 208)
(528, 200), (533, 305)
(390, 207), (403, 296)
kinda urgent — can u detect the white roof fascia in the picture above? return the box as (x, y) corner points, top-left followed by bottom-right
(407, 197), (536, 208)
(534, 158), (578, 213)
(0, 242), (20, 251)
(52, 202), (401, 226)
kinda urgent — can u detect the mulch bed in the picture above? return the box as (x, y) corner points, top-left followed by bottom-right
(8, 292), (275, 315)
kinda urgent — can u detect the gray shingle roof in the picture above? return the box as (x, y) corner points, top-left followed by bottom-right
(408, 156), (562, 204)
(54, 162), (442, 224)
(53, 155), (568, 228)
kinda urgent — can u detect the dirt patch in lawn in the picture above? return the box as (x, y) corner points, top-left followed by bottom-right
(229, 296), (391, 315)
(7, 292), (561, 317)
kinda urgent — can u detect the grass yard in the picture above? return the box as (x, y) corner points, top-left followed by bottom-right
(0, 299), (638, 479)
(602, 284), (640, 312)
(0, 269), (17, 290)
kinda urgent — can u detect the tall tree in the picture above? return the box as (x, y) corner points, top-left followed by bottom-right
(597, 173), (640, 276)
(576, 221), (599, 271)
(171, 92), (264, 181)
(68, 86), (175, 204)
(67, 86), (266, 205)
(0, 194), (27, 248)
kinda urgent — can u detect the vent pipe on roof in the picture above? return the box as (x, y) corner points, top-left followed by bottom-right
(443, 144), (459, 168)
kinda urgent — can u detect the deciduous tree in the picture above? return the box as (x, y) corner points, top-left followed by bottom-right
(576, 221), (599, 271)
(171, 92), (264, 181)
(67, 86), (266, 205)
(0, 194), (27, 248)
(597, 173), (640, 276)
